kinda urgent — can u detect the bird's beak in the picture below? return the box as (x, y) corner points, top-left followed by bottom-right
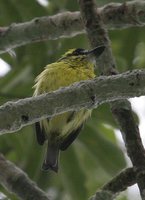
(83, 46), (105, 57)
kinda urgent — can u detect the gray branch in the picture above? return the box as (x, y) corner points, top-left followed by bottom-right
(90, 167), (136, 200)
(78, 0), (145, 199)
(0, 150), (137, 200)
(0, 69), (145, 134)
(0, 0), (145, 53)
(0, 154), (50, 200)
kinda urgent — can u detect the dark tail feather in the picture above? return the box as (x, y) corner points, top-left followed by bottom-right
(42, 143), (59, 172)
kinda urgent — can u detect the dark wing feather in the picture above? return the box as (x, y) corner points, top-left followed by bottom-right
(60, 124), (84, 151)
(35, 122), (46, 145)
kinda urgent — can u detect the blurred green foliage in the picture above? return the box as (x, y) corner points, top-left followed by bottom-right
(0, 0), (144, 199)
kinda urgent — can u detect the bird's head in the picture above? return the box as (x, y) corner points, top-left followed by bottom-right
(58, 46), (105, 65)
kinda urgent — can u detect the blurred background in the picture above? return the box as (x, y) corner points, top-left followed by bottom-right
(0, 0), (145, 199)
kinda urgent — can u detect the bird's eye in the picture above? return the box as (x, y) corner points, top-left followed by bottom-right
(73, 48), (84, 55)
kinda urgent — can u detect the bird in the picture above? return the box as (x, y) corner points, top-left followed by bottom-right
(33, 46), (105, 172)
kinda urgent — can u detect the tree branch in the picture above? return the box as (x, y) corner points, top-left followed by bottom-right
(78, 0), (145, 199)
(0, 154), (137, 200)
(0, 154), (50, 200)
(102, 167), (136, 193)
(111, 103), (145, 197)
(0, 1), (145, 54)
(90, 168), (136, 200)
(0, 69), (145, 134)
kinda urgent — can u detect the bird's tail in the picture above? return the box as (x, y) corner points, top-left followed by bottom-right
(42, 143), (59, 172)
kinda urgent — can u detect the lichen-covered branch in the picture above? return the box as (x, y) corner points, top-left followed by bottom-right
(102, 167), (136, 193)
(0, 69), (145, 135)
(0, 154), (50, 200)
(0, 1), (145, 54)
(90, 168), (136, 200)
(111, 103), (145, 198)
(0, 154), (137, 200)
(78, 0), (145, 199)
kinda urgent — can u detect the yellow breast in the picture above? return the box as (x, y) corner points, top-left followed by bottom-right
(34, 60), (95, 138)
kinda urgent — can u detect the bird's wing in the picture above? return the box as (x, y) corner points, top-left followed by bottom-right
(59, 123), (84, 151)
(35, 122), (46, 145)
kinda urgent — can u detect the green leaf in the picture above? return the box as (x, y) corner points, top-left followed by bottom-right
(60, 146), (88, 200)
(80, 118), (126, 176)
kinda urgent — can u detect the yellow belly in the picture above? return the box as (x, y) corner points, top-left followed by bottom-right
(42, 109), (91, 138)
(34, 61), (95, 138)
